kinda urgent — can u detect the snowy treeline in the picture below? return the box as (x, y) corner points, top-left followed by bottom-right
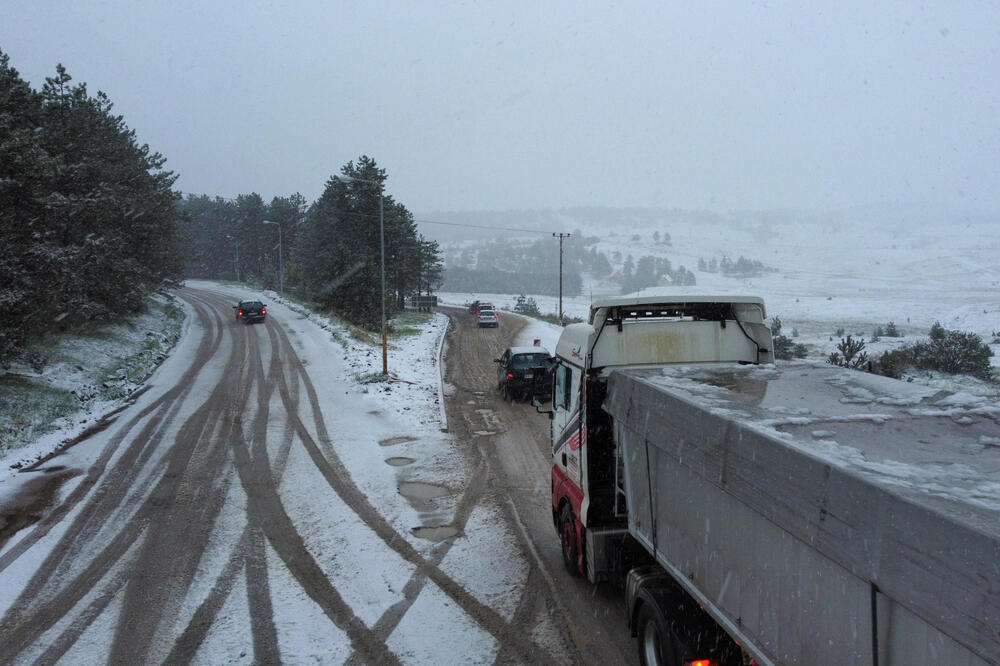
(620, 254), (696, 292)
(176, 192), (307, 286)
(0, 51), (180, 364)
(441, 234), (611, 296)
(178, 156), (443, 330)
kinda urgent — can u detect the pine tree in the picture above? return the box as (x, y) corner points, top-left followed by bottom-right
(1, 54), (179, 363)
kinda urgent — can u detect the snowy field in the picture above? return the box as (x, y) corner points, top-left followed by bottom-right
(438, 206), (1000, 395)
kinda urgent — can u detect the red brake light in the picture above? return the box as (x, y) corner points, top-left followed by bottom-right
(685, 660), (717, 666)
(507, 373), (514, 379)
(261, 307), (266, 315)
(238, 310), (243, 316)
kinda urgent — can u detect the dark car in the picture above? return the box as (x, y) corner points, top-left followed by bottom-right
(234, 300), (267, 324)
(495, 346), (553, 401)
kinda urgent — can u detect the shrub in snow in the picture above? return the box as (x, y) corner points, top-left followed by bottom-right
(910, 323), (994, 379)
(513, 294), (540, 316)
(884, 321), (900, 337)
(872, 349), (905, 379)
(870, 323), (994, 380)
(828, 336), (869, 370)
(770, 317), (807, 360)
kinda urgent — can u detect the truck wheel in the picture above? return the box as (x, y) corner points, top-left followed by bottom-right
(635, 602), (681, 666)
(559, 504), (579, 576)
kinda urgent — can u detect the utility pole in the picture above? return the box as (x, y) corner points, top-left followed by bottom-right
(553, 233), (570, 324)
(262, 220), (283, 298)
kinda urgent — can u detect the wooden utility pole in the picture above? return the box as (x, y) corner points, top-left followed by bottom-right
(553, 233), (571, 324)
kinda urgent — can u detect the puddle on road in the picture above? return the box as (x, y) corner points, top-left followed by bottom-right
(398, 481), (448, 501)
(398, 481), (451, 513)
(412, 525), (459, 541)
(379, 435), (417, 447)
(385, 457), (415, 467)
(0, 467), (83, 550)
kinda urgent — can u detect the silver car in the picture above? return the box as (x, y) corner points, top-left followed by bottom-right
(476, 309), (499, 328)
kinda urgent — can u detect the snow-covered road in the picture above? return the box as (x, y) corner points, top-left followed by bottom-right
(0, 283), (578, 664)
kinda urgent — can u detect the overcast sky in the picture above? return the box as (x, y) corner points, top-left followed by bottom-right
(3, 1), (998, 214)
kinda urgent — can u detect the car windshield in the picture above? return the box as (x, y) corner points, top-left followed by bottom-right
(511, 354), (549, 369)
(241, 301), (262, 308)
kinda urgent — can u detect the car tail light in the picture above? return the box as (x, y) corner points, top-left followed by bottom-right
(684, 660), (718, 666)
(238, 310), (243, 316)
(261, 307), (266, 314)
(507, 373), (514, 379)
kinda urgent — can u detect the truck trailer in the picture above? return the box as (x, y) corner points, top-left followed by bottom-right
(542, 291), (999, 666)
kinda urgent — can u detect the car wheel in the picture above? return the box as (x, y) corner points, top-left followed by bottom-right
(559, 504), (580, 576)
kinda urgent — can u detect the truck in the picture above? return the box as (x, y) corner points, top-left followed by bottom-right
(541, 291), (999, 666)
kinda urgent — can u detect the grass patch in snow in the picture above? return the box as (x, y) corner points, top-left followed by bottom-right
(0, 296), (185, 460)
(354, 371), (389, 384)
(391, 312), (432, 337)
(0, 376), (78, 455)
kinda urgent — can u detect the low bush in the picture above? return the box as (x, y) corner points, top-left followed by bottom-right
(872, 322), (993, 380)
(828, 336), (869, 370)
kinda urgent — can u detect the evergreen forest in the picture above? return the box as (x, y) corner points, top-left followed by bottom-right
(0, 51), (180, 364)
(1, 50), (442, 364)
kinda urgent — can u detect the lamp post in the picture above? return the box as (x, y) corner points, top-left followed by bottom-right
(553, 232), (570, 324)
(262, 220), (283, 298)
(335, 174), (387, 375)
(225, 234), (240, 283)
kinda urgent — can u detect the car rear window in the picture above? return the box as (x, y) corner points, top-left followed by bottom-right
(511, 353), (549, 368)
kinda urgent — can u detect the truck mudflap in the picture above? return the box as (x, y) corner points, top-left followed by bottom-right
(584, 526), (628, 584)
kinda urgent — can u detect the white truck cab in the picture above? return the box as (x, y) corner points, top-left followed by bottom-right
(550, 293), (774, 531)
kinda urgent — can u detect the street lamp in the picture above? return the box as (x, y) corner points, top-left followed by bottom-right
(262, 220), (283, 298)
(225, 234), (240, 283)
(553, 232), (571, 324)
(334, 174), (387, 375)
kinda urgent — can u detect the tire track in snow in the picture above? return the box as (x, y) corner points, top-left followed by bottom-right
(440, 307), (586, 665)
(107, 291), (257, 663)
(0, 291), (222, 575)
(268, 314), (564, 664)
(0, 292), (232, 663)
(163, 313), (299, 662)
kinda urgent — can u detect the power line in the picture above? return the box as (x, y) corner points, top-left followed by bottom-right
(412, 217), (558, 235)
